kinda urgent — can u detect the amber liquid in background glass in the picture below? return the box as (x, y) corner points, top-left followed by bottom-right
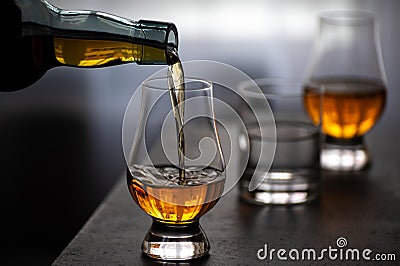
(304, 77), (386, 139)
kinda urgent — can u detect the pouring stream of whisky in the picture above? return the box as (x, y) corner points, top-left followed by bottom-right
(167, 49), (186, 184)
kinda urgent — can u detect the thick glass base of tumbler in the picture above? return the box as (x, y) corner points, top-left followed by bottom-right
(142, 219), (209, 261)
(320, 136), (370, 172)
(239, 169), (320, 205)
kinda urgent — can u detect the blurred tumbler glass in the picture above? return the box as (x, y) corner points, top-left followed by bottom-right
(238, 78), (321, 205)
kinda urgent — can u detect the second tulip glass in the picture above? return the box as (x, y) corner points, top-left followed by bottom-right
(304, 11), (387, 171)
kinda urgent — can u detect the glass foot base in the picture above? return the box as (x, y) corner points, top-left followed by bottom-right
(239, 169), (320, 205)
(142, 219), (209, 261)
(320, 140), (370, 172)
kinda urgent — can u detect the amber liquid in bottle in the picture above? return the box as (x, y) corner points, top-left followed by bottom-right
(6, 22), (170, 91)
(304, 77), (386, 139)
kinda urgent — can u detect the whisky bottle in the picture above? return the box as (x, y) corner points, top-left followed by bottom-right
(4, 0), (178, 91)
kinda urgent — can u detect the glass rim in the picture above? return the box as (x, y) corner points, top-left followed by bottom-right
(319, 10), (375, 26)
(141, 76), (212, 92)
(239, 77), (306, 99)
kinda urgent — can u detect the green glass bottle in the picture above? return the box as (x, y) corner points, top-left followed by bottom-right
(4, 0), (178, 91)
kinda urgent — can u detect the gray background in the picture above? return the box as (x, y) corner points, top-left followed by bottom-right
(1, 0), (399, 264)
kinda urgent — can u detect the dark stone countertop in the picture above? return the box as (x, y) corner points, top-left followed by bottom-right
(52, 111), (400, 265)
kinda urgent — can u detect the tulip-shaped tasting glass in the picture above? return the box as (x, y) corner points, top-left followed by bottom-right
(304, 11), (387, 171)
(124, 76), (225, 261)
